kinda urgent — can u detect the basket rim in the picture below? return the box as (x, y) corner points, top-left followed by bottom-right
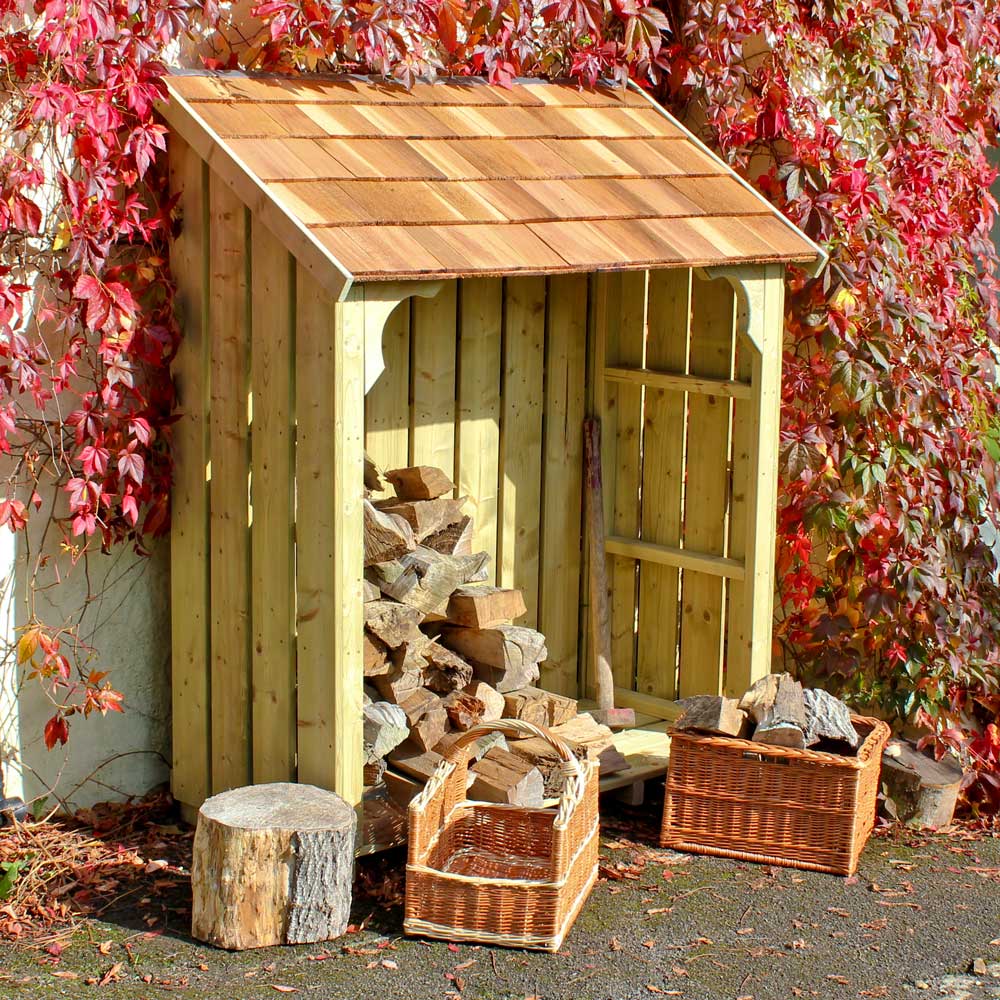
(667, 713), (890, 769)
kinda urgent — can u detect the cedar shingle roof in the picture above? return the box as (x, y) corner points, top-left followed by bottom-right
(163, 72), (823, 283)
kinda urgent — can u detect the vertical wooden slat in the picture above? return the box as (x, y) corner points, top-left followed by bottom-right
(498, 276), (546, 626)
(411, 284), (458, 480)
(678, 276), (736, 698)
(606, 271), (646, 691)
(539, 274), (588, 696)
(169, 137), (211, 809)
(727, 265), (786, 695)
(295, 274), (365, 805)
(457, 278), (502, 578)
(249, 222), (296, 784)
(364, 300), (410, 494)
(636, 269), (690, 700)
(207, 175), (251, 792)
(333, 289), (366, 804)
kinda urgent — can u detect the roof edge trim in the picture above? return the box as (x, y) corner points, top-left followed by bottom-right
(626, 82), (829, 278)
(158, 82), (356, 301)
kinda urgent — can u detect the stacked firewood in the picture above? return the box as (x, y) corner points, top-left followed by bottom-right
(672, 673), (860, 753)
(360, 459), (626, 835)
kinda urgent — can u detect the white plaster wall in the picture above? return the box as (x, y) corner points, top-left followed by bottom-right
(1, 487), (171, 810)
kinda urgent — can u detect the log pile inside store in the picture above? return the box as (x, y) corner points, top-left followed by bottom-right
(360, 458), (626, 847)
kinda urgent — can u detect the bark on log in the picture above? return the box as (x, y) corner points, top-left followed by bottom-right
(740, 673), (807, 748)
(422, 641), (474, 693)
(443, 690), (485, 731)
(674, 696), (748, 737)
(803, 688), (859, 748)
(423, 516), (473, 557)
(363, 701), (408, 763)
(385, 465), (455, 501)
(446, 585), (527, 629)
(882, 740), (963, 829)
(363, 498), (416, 566)
(191, 783), (356, 950)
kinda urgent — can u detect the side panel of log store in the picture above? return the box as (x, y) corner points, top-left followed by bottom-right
(169, 136), (365, 821)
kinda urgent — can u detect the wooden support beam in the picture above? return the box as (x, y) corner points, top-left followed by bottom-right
(363, 281), (443, 394)
(720, 265), (786, 692)
(604, 365), (751, 399)
(605, 536), (745, 580)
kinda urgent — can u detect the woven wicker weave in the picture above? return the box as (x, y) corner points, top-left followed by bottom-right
(404, 719), (599, 951)
(661, 714), (890, 876)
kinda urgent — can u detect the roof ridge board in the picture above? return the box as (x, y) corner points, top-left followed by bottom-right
(167, 68), (627, 88)
(264, 171), (725, 185)
(303, 211), (777, 229)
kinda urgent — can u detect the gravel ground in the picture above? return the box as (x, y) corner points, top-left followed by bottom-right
(0, 803), (998, 1000)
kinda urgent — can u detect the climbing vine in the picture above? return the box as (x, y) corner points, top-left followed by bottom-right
(1, 0), (998, 808)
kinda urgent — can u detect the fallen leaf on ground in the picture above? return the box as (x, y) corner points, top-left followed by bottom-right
(98, 963), (123, 987)
(97, 940), (113, 956)
(826, 974), (849, 984)
(270, 987), (298, 994)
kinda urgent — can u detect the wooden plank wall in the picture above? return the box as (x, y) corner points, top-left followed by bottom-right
(169, 158), (364, 813)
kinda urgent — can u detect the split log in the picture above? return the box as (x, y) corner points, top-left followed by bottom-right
(674, 696), (748, 738)
(363, 579), (382, 602)
(881, 740), (963, 829)
(443, 690), (485, 731)
(740, 673), (807, 748)
(367, 548), (490, 617)
(385, 465), (455, 501)
(364, 601), (429, 674)
(398, 689), (449, 752)
(502, 688), (549, 728)
(374, 496), (467, 542)
(468, 747), (544, 807)
(423, 515), (473, 557)
(364, 498), (416, 566)
(362, 701), (408, 764)
(191, 783), (356, 950)
(422, 641), (474, 693)
(439, 624), (546, 693)
(803, 688), (859, 748)
(384, 769), (422, 810)
(446, 585), (527, 629)
(387, 741), (445, 783)
(363, 632), (390, 677)
(370, 665), (424, 704)
(464, 681), (505, 722)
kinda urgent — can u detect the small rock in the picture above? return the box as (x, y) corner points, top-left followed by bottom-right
(973, 959), (988, 976)
(914, 982), (930, 990)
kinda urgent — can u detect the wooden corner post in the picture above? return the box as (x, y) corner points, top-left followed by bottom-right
(295, 280), (365, 809)
(713, 264), (786, 697)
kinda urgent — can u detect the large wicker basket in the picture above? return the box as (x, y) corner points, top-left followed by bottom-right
(661, 714), (890, 876)
(404, 719), (599, 951)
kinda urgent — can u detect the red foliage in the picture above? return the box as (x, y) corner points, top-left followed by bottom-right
(2, 1), (999, 810)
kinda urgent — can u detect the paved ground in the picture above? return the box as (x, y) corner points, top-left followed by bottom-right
(1, 803), (998, 1000)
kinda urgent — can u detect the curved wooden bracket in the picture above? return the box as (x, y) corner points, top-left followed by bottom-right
(362, 281), (444, 394)
(695, 264), (782, 353)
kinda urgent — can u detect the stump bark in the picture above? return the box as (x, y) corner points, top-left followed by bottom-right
(191, 783), (356, 950)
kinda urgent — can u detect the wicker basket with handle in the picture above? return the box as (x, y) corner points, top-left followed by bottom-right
(404, 719), (599, 951)
(661, 714), (890, 876)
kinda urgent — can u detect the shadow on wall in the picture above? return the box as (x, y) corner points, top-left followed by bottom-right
(1, 482), (171, 812)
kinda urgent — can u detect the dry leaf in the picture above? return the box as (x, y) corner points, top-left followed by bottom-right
(826, 974), (849, 985)
(643, 939), (656, 948)
(381, 959), (398, 970)
(97, 940), (113, 956)
(98, 963), (123, 987)
(51, 971), (78, 979)
(270, 987), (298, 994)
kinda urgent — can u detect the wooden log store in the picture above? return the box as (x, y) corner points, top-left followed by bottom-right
(160, 71), (824, 839)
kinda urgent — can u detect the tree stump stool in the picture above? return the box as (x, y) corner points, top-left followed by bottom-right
(191, 782), (356, 950)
